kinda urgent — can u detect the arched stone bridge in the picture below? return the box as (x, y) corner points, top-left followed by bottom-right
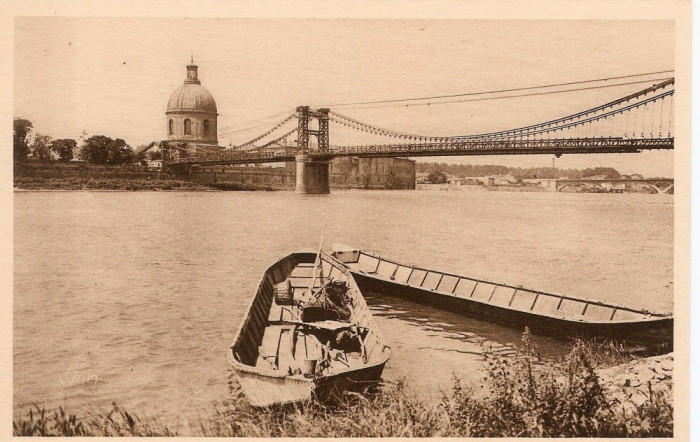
(555, 178), (674, 194)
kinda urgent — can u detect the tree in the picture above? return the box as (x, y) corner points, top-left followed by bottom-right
(30, 133), (53, 161)
(580, 167), (621, 179)
(51, 138), (77, 162)
(80, 135), (135, 165)
(427, 170), (448, 184)
(415, 162), (623, 181)
(13, 118), (33, 161)
(148, 150), (163, 160)
(108, 139), (135, 165)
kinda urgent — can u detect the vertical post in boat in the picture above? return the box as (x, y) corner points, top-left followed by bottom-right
(308, 224), (327, 298)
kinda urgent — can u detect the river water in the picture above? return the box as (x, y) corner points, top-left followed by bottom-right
(13, 189), (673, 428)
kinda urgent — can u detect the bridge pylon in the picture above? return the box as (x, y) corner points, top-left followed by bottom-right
(295, 106), (331, 194)
(296, 106), (330, 153)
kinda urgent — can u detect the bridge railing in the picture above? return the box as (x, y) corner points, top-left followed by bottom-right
(168, 149), (293, 165)
(328, 137), (674, 155)
(166, 136), (673, 166)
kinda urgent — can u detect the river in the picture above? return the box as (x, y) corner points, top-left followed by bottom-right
(13, 189), (673, 428)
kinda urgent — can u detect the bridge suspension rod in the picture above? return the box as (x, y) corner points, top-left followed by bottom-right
(491, 90), (674, 139)
(235, 113), (296, 149)
(329, 110), (455, 142)
(259, 127), (297, 149)
(455, 78), (674, 139)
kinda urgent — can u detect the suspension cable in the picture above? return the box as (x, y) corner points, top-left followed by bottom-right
(321, 70), (674, 108)
(454, 79), (674, 139)
(259, 127), (297, 149)
(235, 114), (297, 149)
(219, 110), (296, 136)
(493, 90), (673, 139)
(329, 112), (454, 141)
(329, 83), (672, 142)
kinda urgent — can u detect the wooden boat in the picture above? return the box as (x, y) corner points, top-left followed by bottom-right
(227, 251), (391, 407)
(332, 247), (673, 351)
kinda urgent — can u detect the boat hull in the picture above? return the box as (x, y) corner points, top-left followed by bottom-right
(352, 272), (672, 351)
(233, 354), (390, 407)
(330, 247), (672, 353)
(236, 369), (315, 407)
(228, 251), (391, 407)
(315, 357), (389, 400)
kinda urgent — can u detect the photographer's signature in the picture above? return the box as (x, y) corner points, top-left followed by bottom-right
(58, 365), (99, 395)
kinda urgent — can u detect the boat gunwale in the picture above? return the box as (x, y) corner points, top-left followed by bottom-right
(228, 251), (312, 375)
(229, 351), (391, 380)
(338, 249), (672, 322)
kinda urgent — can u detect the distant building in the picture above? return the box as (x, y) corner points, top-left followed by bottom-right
(137, 141), (161, 157)
(447, 175), (465, 186)
(329, 157), (415, 189)
(166, 60), (220, 147)
(146, 159), (163, 169)
(485, 174), (516, 186)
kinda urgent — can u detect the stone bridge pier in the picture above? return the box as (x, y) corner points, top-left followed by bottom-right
(295, 154), (330, 194)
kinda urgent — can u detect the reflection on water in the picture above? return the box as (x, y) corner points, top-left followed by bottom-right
(363, 291), (572, 397)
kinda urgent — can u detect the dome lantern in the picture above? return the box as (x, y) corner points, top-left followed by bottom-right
(185, 56), (201, 85)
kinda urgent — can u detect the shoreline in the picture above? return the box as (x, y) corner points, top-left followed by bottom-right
(12, 342), (673, 437)
(13, 176), (277, 192)
(14, 183), (666, 194)
(417, 184), (547, 192)
(15, 169), (669, 194)
(13, 188), (223, 192)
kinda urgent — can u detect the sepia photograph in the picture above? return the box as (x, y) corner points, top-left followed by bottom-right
(7, 2), (690, 438)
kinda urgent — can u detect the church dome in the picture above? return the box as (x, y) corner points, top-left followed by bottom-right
(166, 63), (217, 113)
(167, 84), (217, 112)
(165, 61), (219, 145)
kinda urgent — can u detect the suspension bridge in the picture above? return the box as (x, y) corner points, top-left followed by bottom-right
(164, 77), (674, 193)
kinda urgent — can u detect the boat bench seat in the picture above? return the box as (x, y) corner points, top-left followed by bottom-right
(257, 324), (327, 374)
(302, 319), (352, 332)
(268, 299), (302, 323)
(293, 331), (323, 365)
(256, 325), (293, 370)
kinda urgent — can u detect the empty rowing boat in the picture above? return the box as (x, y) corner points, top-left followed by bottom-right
(332, 247), (672, 350)
(227, 251), (391, 407)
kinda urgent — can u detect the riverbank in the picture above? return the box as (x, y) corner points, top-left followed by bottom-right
(417, 183), (548, 192)
(13, 336), (673, 437)
(12, 177), (544, 193)
(13, 176), (275, 191)
(13, 161), (416, 192)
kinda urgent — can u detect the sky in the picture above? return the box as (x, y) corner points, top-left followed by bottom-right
(14, 18), (675, 176)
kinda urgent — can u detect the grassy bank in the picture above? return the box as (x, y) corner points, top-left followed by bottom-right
(14, 176), (275, 191)
(14, 333), (672, 437)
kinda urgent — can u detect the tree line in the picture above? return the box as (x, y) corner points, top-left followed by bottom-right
(13, 118), (150, 165)
(416, 162), (626, 180)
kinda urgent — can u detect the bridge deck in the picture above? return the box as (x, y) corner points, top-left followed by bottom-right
(165, 137), (674, 167)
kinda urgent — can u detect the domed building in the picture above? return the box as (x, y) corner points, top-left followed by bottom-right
(166, 60), (219, 146)
(141, 61), (414, 189)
